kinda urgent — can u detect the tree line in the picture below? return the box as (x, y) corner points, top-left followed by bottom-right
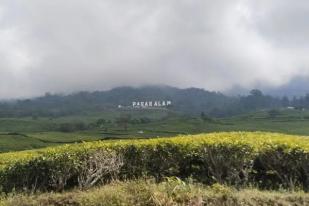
(0, 86), (308, 118)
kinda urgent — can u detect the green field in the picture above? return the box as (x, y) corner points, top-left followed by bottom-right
(0, 108), (309, 152)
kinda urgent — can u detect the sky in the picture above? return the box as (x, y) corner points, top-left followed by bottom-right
(0, 0), (309, 98)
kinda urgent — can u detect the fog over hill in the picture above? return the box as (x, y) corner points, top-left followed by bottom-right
(226, 76), (309, 97)
(1, 85), (309, 118)
(1, 1), (309, 99)
(264, 77), (309, 97)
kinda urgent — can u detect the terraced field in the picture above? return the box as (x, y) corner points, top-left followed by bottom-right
(0, 109), (309, 153)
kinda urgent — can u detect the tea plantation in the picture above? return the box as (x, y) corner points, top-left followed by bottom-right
(0, 132), (307, 192)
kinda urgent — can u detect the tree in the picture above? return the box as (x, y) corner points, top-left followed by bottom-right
(96, 118), (107, 128)
(201, 112), (212, 122)
(281, 96), (290, 107)
(250, 89), (263, 97)
(58, 123), (75, 133)
(75, 122), (88, 131)
(116, 114), (131, 131)
(268, 109), (280, 119)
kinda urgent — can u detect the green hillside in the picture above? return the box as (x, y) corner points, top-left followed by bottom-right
(0, 108), (308, 153)
(1, 86), (309, 118)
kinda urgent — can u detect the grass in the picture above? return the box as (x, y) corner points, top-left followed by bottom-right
(0, 179), (308, 206)
(0, 133), (48, 153)
(0, 108), (309, 153)
(29, 131), (103, 143)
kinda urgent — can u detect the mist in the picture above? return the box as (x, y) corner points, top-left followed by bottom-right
(1, 0), (309, 98)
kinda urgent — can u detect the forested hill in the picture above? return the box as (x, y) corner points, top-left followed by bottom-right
(0, 86), (308, 118)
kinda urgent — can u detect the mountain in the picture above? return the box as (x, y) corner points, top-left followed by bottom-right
(265, 76), (309, 97)
(0, 86), (232, 117)
(1, 85), (309, 118)
(226, 76), (309, 98)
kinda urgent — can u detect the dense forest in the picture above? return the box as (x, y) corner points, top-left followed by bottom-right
(0, 86), (308, 118)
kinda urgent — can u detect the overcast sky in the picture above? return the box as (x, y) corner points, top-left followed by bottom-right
(0, 0), (309, 98)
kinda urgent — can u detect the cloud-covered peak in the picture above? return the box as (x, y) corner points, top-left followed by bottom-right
(0, 0), (309, 98)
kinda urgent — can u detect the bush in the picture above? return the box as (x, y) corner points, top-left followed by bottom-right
(253, 146), (309, 191)
(0, 132), (307, 192)
(57, 123), (76, 133)
(268, 109), (281, 119)
(0, 149), (123, 192)
(187, 144), (254, 186)
(57, 122), (88, 132)
(78, 150), (123, 189)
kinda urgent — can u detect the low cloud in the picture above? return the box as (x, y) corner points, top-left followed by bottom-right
(0, 0), (309, 98)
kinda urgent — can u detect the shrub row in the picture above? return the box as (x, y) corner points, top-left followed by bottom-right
(0, 132), (308, 192)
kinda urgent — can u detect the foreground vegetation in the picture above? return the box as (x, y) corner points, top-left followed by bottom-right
(0, 132), (308, 193)
(1, 179), (308, 206)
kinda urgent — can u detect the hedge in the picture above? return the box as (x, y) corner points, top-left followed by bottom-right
(0, 132), (308, 192)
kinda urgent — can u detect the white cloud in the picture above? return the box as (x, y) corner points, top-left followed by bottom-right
(0, 0), (308, 98)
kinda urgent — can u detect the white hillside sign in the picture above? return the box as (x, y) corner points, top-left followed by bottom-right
(132, 100), (172, 108)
